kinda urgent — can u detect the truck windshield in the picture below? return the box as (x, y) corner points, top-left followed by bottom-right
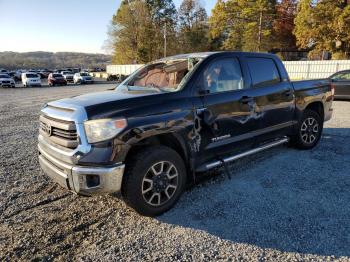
(117, 58), (202, 93)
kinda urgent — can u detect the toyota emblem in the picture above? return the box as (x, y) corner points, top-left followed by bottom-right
(46, 123), (52, 136)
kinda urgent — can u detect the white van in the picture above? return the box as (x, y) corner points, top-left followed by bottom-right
(22, 72), (42, 87)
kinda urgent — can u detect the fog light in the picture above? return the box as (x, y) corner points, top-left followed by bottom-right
(86, 175), (100, 188)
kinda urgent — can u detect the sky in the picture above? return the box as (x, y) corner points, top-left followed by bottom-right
(0, 0), (216, 54)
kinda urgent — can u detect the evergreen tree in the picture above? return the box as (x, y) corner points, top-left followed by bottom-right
(109, 0), (154, 64)
(178, 0), (209, 53)
(146, 0), (178, 58)
(209, 0), (276, 52)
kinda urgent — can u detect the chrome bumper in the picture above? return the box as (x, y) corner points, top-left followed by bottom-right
(38, 143), (125, 196)
(38, 101), (125, 195)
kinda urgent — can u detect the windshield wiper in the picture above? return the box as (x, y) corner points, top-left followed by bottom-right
(126, 85), (163, 93)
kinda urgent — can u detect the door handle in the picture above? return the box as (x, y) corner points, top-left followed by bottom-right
(240, 96), (253, 104)
(283, 89), (293, 96)
(196, 108), (207, 114)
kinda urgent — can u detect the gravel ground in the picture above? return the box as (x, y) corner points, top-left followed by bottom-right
(0, 85), (350, 261)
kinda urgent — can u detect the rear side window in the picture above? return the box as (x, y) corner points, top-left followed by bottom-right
(247, 58), (281, 87)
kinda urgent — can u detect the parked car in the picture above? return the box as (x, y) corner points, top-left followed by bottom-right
(73, 72), (94, 84)
(7, 71), (22, 81)
(0, 74), (15, 88)
(14, 70), (23, 81)
(38, 52), (333, 216)
(61, 71), (74, 82)
(329, 70), (350, 100)
(0, 69), (8, 74)
(40, 70), (52, 79)
(7, 71), (16, 79)
(48, 73), (67, 86)
(107, 74), (128, 82)
(22, 72), (41, 87)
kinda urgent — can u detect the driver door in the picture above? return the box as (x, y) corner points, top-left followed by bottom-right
(193, 56), (260, 166)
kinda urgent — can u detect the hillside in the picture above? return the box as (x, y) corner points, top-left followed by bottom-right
(0, 51), (112, 70)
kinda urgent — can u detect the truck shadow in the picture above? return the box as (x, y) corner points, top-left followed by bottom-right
(159, 127), (350, 258)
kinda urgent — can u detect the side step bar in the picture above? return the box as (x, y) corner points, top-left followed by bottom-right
(196, 137), (290, 172)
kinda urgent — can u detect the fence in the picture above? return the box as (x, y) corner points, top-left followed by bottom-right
(107, 60), (350, 80)
(283, 60), (350, 80)
(106, 64), (143, 76)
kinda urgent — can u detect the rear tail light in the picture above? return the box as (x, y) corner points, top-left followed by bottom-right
(330, 83), (335, 97)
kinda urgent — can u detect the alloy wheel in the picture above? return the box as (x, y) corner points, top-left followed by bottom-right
(300, 117), (319, 144)
(141, 161), (179, 207)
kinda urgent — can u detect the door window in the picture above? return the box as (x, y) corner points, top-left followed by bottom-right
(332, 72), (350, 80)
(247, 58), (281, 87)
(200, 58), (243, 93)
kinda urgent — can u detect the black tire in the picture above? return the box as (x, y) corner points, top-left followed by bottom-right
(122, 146), (187, 216)
(291, 109), (323, 150)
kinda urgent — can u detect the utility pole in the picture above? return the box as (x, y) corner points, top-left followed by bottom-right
(258, 10), (263, 52)
(164, 23), (167, 58)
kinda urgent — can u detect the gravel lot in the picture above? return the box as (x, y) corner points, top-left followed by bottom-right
(1, 84), (349, 261)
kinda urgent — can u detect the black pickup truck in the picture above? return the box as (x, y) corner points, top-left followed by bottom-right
(38, 52), (334, 216)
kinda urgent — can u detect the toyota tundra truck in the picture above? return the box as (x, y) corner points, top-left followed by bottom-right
(38, 52), (334, 216)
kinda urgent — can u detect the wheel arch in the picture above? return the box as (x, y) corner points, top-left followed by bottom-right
(124, 132), (190, 170)
(305, 101), (324, 121)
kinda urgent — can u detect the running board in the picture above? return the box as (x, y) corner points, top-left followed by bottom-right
(196, 137), (290, 172)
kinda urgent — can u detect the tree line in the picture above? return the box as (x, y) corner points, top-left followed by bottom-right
(108, 0), (350, 64)
(0, 51), (111, 70)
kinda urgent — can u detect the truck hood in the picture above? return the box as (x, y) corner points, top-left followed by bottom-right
(52, 89), (160, 119)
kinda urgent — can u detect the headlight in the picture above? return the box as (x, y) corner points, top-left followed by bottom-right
(84, 118), (127, 143)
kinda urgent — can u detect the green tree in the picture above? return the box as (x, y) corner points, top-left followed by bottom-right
(146, 0), (178, 58)
(294, 0), (350, 59)
(109, 0), (155, 64)
(208, 0), (231, 50)
(209, 0), (276, 52)
(178, 0), (209, 53)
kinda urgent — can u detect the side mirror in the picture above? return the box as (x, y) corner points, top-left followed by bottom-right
(198, 88), (210, 96)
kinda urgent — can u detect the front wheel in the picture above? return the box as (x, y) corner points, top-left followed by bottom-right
(291, 109), (323, 150)
(122, 146), (187, 216)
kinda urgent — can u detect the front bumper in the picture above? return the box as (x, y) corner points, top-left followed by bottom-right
(26, 82), (41, 86)
(53, 80), (67, 84)
(39, 143), (125, 195)
(81, 79), (93, 83)
(1, 82), (15, 87)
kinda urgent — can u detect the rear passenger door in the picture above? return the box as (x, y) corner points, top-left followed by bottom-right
(245, 56), (295, 142)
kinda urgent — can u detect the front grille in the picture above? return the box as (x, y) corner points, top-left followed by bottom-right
(2, 81), (10, 83)
(39, 115), (79, 149)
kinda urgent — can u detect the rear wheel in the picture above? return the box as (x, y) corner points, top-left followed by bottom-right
(122, 146), (186, 216)
(292, 109), (323, 150)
